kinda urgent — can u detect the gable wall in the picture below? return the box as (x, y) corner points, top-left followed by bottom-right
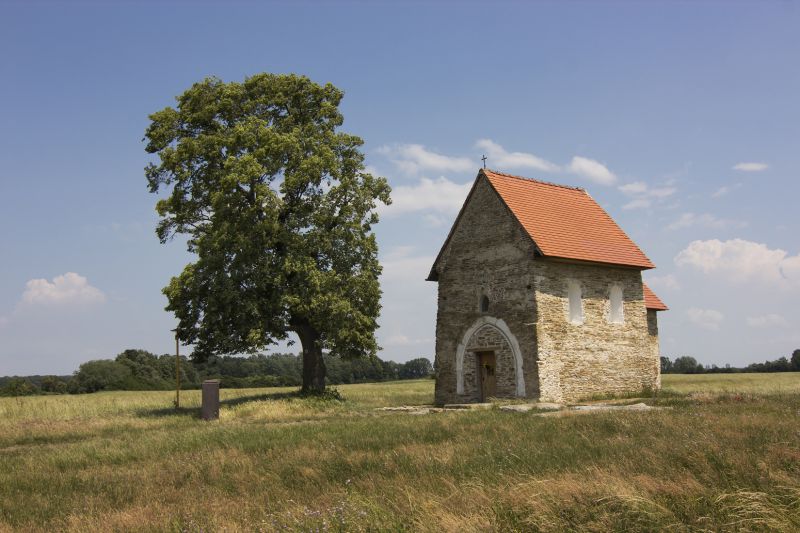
(433, 177), (539, 405)
(533, 260), (660, 402)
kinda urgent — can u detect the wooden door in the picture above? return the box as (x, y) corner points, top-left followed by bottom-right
(478, 351), (496, 401)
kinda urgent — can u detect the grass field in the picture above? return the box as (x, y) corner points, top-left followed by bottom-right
(1, 374), (799, 532)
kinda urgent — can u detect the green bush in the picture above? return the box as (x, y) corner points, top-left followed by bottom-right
(0, 378), (40, 397)
(70, 360), (132, 393)
(40, 376), (68, 394)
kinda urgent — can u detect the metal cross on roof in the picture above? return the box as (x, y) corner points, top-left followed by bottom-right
(481, 154), (487, 168)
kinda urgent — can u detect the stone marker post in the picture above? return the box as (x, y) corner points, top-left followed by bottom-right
(201, 379), (220, 421)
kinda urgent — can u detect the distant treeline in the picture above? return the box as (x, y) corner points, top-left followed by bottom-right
(0, 349), (433, 396)
(5, 348), (798, 397)
(661, 350), (800, 374)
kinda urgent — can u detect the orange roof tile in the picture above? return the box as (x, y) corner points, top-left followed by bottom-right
(643, 283), (668, 311)
(482, 169), (655, 269)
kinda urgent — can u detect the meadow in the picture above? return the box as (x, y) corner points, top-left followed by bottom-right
(1, 374), (799, 532)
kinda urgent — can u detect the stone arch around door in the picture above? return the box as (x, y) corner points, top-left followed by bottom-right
(456, 316), (525, 399)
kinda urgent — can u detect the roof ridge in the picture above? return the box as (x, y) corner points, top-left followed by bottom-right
(482, 168), (585, 192)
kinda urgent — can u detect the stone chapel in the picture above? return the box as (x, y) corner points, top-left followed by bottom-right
(428, 169), (668, 405)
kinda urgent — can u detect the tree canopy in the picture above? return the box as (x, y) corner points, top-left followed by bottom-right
(144, 73), (390, 392)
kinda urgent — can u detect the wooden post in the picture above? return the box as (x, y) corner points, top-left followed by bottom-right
(175, 333), (180, 409)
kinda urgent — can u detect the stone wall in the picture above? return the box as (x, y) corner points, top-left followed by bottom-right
(433, 177), (539, 405)
(534, 260), (660, 402)
(647, 309), (661, 390)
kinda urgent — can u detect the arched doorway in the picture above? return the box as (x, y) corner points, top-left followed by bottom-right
(455, 316), (525, 400)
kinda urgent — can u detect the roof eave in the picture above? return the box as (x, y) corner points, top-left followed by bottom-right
(536, 254), (655, 271)
(643, 283), (668, 311)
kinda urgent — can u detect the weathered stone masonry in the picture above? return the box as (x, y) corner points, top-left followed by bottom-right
(647, 309), (661, 390)
(534, 260), (658, 403)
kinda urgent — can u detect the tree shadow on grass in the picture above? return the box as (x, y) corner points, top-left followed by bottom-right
(1, 432), (91, 452)
(220, 389), (305, 407)
(136, 389), (310, 418)
(137, 405), (202, 419)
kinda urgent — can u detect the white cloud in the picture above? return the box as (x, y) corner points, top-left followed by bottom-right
(746, 314), (788, 328)
(649, 187), (677, 198)
(380, 247), (436, 282)
(733, 162), (768, 172)
(20, 272), (105, 307)
(422, 214), (448, 227)
(567, 156), (617, 185)
(619, 181), (648, 195)
(377, 144), (474, 175)
(378, 140), (624, 191)
(667, 212), (746, 231)
(380, 176), (472, 216)
(687, 307), (724, 331)
(675, 238), (800, 288)
(711, 183), (742, 199)
(711, 186), (730, 198)
(622, 198), (652, 210)
(383, 246), (415, 261)
(619, 181), (676, 198)
(384, 334), (434, 346)
(645, 274), (680, 291)
(363, 164), (382, 177)
(474, 139), (560, 172)
(619, 181), (676, 209)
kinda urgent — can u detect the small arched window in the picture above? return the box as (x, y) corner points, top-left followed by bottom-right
(609, 285), (624, 324)
(567, 280), (583, 324)
(480, 295), (490, 314)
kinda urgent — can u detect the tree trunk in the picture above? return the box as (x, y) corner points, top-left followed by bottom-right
(295, 320), (326, 393)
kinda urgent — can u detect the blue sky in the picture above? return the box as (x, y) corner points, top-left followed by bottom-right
(1, 1), (798, 375)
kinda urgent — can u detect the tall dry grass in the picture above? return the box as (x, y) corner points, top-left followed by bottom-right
(662, 372), (800, 395)
(0, 375), (798, 531)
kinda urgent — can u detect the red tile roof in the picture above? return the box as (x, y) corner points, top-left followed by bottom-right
(482, 169), (655, 269)
(643, 283), (668, 311)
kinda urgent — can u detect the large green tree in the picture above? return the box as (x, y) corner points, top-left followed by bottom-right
(144, 74), (390, 393)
